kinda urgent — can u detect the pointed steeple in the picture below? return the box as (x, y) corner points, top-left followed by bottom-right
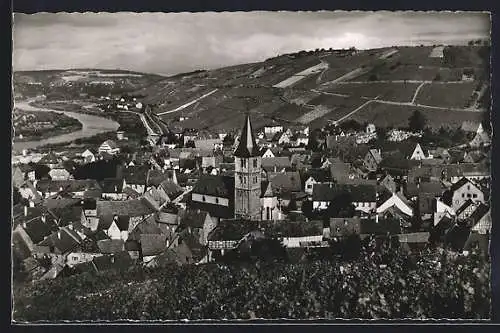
(234, 114), (259, 158)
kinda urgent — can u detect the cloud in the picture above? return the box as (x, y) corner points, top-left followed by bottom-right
(13, 11), (490, 75)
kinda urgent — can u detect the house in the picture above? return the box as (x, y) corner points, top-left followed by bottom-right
(468, 203), (491, 235)
(100, 215), (130, 241)
(303, 169), (331, 195)
(34, 227), (83, 255)
(194, 138), (223, 151)
(456, 199), (479, 221)
(140, 234), (168, 263)
(278, 131), (292, 145)
(39, 152), (63, 169)
(260, 181), (282, 221)
(17, 181), (43, 203)
(268, 171), (302, 196)
(269, 220), (325, 248)
(189, 175), (235, 220)
(312, 183), (377, 214)
(180, 209), (217, 246)
(201, 154), (223, 170)
(469, 124), (491, 148)
(443, 177), (485, 211)
(329, 217), (361, 238)
(376, 192), (414, 217)
(98, 140), (120, 155)
(94, 198), (157, 234)
(294, 133), (309, 147)
(207, 219), (258, 258)
(264, 124), (284, 138)
(379, 174), (397, 193)
(35, 179), (102, 199)
(97, 239), (125, 254)
(81, 149), (97, 163)
(122, 166), (149, 194)
(66, 252), (102, 268)
(363, 149), (382, 172)
(12, 164), (36, 188)
(99, 178), (125, 200)
(261, 156), (292, 173)
(463, 150), (487, 164)
(397, 232), (430, 252)
(366, 123), (376, 134)
(433, 199), (456, 226)
(329, 160), (355, 184)
(409, 143), (431, 160)
(261, 147), (279, 158)
(48, 166), (71, 181)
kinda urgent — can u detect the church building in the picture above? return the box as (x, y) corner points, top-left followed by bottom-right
(234, 115), (262, 221)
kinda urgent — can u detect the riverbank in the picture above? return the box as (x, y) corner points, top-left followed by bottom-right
(31, 100), (147, 136)
(13, 110), (83, 142)
(12, 99), (120, 153)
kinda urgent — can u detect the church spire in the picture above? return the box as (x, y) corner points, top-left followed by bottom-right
(234, 114), (259, 158)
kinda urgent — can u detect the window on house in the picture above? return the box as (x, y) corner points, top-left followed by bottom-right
(254, 176), (257, 184)
(243, 177), (246, 184)
(473, 194), (478, 198)
(202, 196), (206, 202)
(253, 159), (258, 168)
(215, 197), (219, 204)
(467, 194), (472, 198)
(72, 256), (78, 261)
(462, 193), (465, 198)
(307, 184), (312, 189)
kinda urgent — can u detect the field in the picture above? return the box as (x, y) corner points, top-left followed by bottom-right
(13, 247), (490, 321)
(416, 82), (477, 108)
(322, 82), (420, 102)
(348, 102), (484, 130)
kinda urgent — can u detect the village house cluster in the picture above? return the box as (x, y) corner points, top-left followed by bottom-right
(12, 109), (491, 281)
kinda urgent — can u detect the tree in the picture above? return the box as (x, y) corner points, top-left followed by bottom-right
(223, 134), (234, 147)
(32, 163), (50, 180)
(408, 110), (427, 132)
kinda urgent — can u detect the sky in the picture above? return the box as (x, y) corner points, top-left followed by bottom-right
(13, 11), (490, 76)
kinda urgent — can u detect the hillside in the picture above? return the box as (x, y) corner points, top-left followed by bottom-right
(13, 69), (165, 100)
(133, 45), (490, 132)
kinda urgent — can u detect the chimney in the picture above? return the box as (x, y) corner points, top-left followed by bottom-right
(57, 231), (62, 239)
(24, 205), (28, 217)
(22, 222), (27, 229)
(68, 224), (73, 230)
(111, 257), (115, 264)
(41, 214), (46, 223)
(375, 214), (379, 223)
(29, 200), (35, 208)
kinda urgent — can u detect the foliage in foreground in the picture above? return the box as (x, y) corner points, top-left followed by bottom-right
(13, 244), (490, 321)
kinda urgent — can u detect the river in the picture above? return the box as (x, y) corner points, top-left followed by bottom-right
(12, 99), (120, 152)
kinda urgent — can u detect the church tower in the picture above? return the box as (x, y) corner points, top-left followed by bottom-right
(234, 114), (261, 221)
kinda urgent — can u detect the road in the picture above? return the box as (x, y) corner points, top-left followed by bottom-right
(156, 89), (219, 116)
(334, 99), (376, 123)
(410, 82), (427, 104)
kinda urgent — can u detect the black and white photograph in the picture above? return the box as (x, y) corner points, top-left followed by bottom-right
(11, 10), (492, 321)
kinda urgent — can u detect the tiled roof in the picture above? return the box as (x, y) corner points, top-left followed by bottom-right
(140, 234), (167, 256)
(97, 239), (125, 254)
(312, 183), (377, 202)
(261, 157), (292, 171)
(469, 203), (489, 225)
(269, 171), (302, 193)
(39, 227), (82, 254)
(181, 210), (209, 228)
(397, 232), (430, 243)
(23, 217), (54, 244)
(192, 175), (234, 198)
(456, 199), (476, 217)
(360, 218), (401, 235)
(99, 178), (124, 193)
(208, 219), (258, 241)
(36, 179), (102, 194)
(96, 199), (156, 218)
